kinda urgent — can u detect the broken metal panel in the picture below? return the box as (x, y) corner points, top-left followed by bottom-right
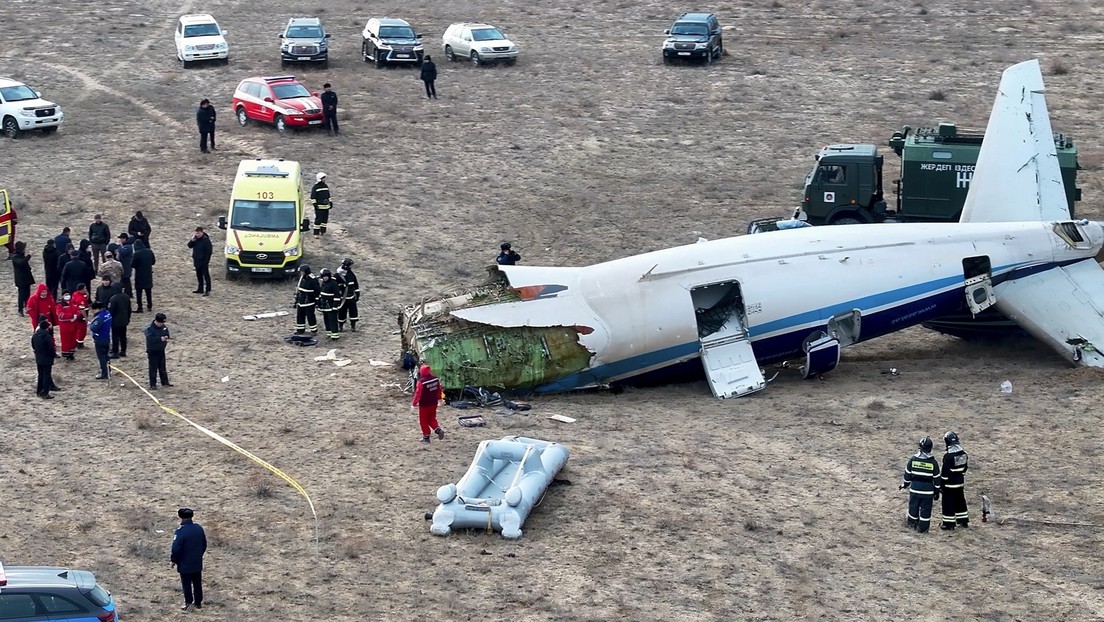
(400, 278), (593, 390)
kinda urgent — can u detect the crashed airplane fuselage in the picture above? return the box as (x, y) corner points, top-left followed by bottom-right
(400, 59), (1104, 398)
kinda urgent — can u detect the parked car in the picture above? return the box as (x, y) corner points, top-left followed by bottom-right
(361, 18), (424, 67)
(441, 22), (518, 66)
(0, 561), (119, 621)
(661, 12), (723, 65)
(0, 77), (64, 138)
(175, 13), (229, 67)
(231, 76), (324, 134)
(279, 17), (330, 66)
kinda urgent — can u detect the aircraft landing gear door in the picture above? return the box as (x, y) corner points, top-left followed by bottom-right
(692, 282), (766, 398)
(963, 256), (996, 316)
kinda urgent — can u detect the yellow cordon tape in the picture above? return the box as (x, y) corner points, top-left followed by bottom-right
(110, 364), (319, 548)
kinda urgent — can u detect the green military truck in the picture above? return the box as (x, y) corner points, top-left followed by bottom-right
(797, 123), (1080, 226)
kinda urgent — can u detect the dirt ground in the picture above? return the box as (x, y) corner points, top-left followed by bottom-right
(3, 0), (1104, 620)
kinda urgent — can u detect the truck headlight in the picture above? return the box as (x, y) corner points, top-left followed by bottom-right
(225, 243), (239, 255)
(283, 247), (299, 257)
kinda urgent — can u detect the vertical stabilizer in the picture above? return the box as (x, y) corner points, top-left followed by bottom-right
(959, 59), (1069, 223)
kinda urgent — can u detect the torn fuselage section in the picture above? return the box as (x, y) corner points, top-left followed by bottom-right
(400, 277), (594, 391)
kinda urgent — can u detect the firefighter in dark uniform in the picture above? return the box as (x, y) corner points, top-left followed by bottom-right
(293, 264), (320, 334)
(318, 268), (342, 340)
(336, 257), (359, 332)
(900, 436), (941, 533)
(940, 431), (970, 529)
(496, 242), (521, 265)
(310, 172), (332, 237)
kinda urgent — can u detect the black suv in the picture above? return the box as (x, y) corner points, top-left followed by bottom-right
(662, 13), (723, 64)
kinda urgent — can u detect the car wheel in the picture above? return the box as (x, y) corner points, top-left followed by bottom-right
(505, 58), (517, 66)
(281, 59), (288, 68)
(834, 217), (862, 225)
(222, 57), (230, 66)
(362, 42), (370, 62)
(181, 57), (190, 69)
(375, 51), (386, 68)
(2, 116), (21, 139)
(42, 126), (58, 135)
(226, 270), (239, 281)
(236, 107), (249, 127)
(470, 51), (481, 67)
(663, 56), (673, 65)
(445, 45), (455, 62)
(704, 50), (713, 66)
(275, 114), (287, 134)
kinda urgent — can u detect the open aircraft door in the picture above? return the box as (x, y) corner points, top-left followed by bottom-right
(692, 281), (766, 398)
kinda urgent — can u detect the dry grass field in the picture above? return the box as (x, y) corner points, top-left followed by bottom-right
(3, 0), (1104, 620)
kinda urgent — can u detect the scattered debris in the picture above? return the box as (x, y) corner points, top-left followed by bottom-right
(315, 349), (340, 362)
(981, 494), (993, 522)
(547, 414), (576, 423)
(221, 375), (230, 383)
(333, 359), (352, 367)
(881, 367), (899, 376)
(244, 310), (290, 320)
(1000, 380), (1013, 394)
(458, 415), (486, 428)
(369, 359), (393, 366)
(284, 335), (318, 347)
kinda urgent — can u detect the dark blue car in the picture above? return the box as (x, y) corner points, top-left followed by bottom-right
(0, 563), (118, 622)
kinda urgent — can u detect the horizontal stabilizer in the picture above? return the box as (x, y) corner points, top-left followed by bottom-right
(960, 59), (1069, 223)
(994, 260), (1104, 366)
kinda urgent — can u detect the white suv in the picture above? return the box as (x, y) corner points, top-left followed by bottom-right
(0, 77), (64, 138)
(175, 14), (229, 67)
(442, 23), (518, 66)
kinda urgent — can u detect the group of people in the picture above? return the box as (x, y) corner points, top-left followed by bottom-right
(292, 258), (360, 340)
(900, 431), (970, 533)
(12, 211), (187, 397)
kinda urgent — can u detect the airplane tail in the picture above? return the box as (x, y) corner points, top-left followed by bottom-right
(959, 59), (1070, 224)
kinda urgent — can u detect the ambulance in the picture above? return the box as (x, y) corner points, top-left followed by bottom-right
(0, 188), (15, 256)
(218, 159), (309, 279)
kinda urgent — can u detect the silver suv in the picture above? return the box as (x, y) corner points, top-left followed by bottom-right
(361, 18), (424, 68)
(279, 18), (330, 66)
(441, 22), (518, 66)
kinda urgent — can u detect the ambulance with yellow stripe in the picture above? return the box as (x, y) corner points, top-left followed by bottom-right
(218, 159), (310, 279)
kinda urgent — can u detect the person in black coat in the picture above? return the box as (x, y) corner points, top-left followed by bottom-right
(94, 274), (122, 305)
(77, 239), (95, 291)
(320, 83), (339, 135)
(186, 226), (213, 295)
(131, 239), (156, 312)
(42, 239), (60, 299)
(60, 249), (85, 295)
(420, 55), (438, 99)
(12, 241), (34, 315)
(128, 212), (152, 249)
(170, 507), (207, 610)
(116, 233), (134, 296)
(108, 287), (132, 358)
(145, 312), (171, 388)
(31, 318), (57, 399)
(56, 242), (74, 278)
(196, 99), (216, 153)
(88, 215), (111, 270)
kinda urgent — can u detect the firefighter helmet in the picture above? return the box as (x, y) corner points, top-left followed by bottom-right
(341, 257), (354, 268)
(500, 242), (511, 250)
(299, 264), (311, 273)
(944, 431), (960, 446)
(319, 268), (332, 278)
(918, 436), (934, 453)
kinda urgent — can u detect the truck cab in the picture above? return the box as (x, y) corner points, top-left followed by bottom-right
(798, 123), (1080, 226)
(218, 159), (310, 279)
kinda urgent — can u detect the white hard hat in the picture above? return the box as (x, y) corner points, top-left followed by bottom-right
(316, 172), (327, 181)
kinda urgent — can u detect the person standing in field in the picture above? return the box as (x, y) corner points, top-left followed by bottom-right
(170, 507), (207, 611)
(12, 241), (34, 316)
(25, 283), (57, 332)
(420, 55), (438, 99)
(320, 83), (339, 135)
(108, 285), (131, 359)
(411, 364), (446, 443)
(128, 212), (151, 249)
(196, 99), (217, 153)
(940, 431), (970, 530)
(88, 214), (111, 271)
(131, 239), (156, 312)
(187, 226), (212, 296)
(310, 172), (332, 237)
(89, 301), (112, 380)
(31, 318), (57, 399)
(900, 436), (941, 533)
(145, 312), (172, 389)
(42, 239), (61, 300)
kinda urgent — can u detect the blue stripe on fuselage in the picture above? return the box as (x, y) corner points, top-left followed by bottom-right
(533, 260), (1063, 392)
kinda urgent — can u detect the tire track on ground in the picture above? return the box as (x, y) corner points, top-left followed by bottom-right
(40, 61), (265, 158)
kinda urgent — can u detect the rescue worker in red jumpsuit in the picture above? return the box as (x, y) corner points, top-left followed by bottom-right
(71, 284), (90, 347)
(411, 364), (446, 443)
(56, 293), (81, 359)
(25, 283), (58, 332)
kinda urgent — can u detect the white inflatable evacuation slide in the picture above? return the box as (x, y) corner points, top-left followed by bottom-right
(431, 436), (569, 539)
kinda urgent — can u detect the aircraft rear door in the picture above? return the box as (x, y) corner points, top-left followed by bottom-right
(692, 282), (766, 398)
